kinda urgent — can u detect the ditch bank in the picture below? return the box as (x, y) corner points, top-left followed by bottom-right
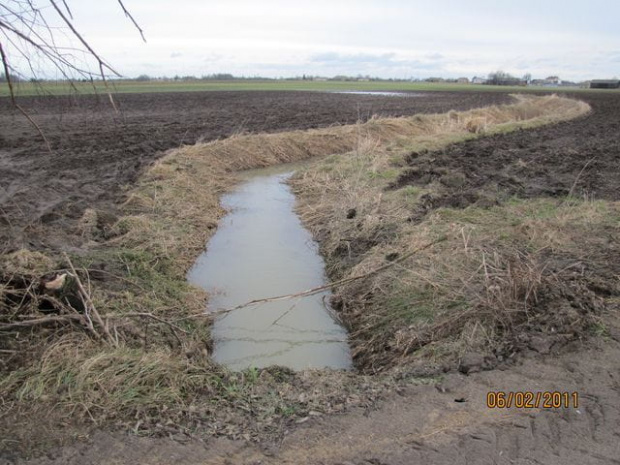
(291, 96), (619, 374)
(0, 94), (599, 456)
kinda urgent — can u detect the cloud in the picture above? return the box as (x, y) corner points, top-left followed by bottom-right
(139, 63), (161, 69)
(202, 53), (225, 63)
(425, 53), (444, 61)
(604, 51), (620, 63)
(309, 52), (400, 65)
(304, 51), (456, 78)
(170, 52), (183, 58)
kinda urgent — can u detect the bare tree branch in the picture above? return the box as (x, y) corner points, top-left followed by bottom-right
(117, 0), (146, 42)
(0, 0), (145, 144)
(48, 0), (120, 76)
(61, 0), (73, 20)
(0, 40), (52, 152)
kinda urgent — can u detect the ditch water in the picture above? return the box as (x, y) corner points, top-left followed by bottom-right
(333, 91), (424, 97)
(188, 165), (352, 371)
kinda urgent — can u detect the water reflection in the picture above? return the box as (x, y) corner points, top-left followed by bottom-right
(188, 168), (352, 371)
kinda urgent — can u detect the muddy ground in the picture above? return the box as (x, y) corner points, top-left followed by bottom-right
(0, 90), (511, 253)
(2, 90), (620, 464)
(15, 336), (620, 465)
(392, 92), (620, 208)
(389, 91), (620, 319)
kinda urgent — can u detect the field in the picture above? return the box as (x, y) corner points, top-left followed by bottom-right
(1, 88), (619, 464)
(3, 78), (614, 98)
(0, 90), (512, 251)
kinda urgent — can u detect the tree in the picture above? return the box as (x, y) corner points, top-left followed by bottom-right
(0, 1), (144, 84)
(487, 70), (522, 86)
(0, 1), (144, 148)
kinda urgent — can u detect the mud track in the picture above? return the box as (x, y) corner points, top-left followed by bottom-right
(16, 338), (620, 465)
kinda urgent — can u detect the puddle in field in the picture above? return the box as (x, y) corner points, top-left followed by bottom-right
(188, 164), (352, 371)
(333, 91), (424, 97)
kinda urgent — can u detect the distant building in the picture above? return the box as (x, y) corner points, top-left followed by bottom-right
(530, 76), (561, 87)
(545, 76), (560, 86)
(590, 79), (620, 89)
(457, 77), (470, 84)
(471, 76), (486, 84)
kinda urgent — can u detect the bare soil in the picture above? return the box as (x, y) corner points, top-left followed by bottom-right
(14, 336), (620, 465)
(0, 90), (511, 252)
(387, 92), (620, 353)
(392, 92), (620, 209)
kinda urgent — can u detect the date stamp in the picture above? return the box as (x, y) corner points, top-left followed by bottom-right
(487, 391), (579, 409)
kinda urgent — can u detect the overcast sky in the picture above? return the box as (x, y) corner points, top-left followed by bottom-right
(30, 0), (620, 81)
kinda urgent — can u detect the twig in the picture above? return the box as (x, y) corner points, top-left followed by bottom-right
(0, 314), (85, 330)
(143, 318), (149, 350)
(211, 237), (446, 317)
(117, 0), (146, 42)
(565, 157), (597, 201)
(108, 312), (187, 347)
(84, 268), (147, 292)
(269, 302), (298, 328)
(63, 252), (116, 346)
(60, 0), (73, 19)
(48, 1), (120, 77)
(49, 0), (121, 113)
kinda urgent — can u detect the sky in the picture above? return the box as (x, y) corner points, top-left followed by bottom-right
(15, 0), (620, 81)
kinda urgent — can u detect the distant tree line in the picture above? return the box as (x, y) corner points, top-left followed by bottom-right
(133, 73), (269, 81)
(486, 71), (527, 86)
(0, 72), (23, 82)
(129, 74), (422, 82)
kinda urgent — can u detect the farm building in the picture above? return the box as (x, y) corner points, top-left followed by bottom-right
(590, 79), (620, 89)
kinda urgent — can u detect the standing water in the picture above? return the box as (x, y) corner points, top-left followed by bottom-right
(188, 166), (352, 370)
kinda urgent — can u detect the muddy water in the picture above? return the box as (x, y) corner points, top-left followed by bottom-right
(334, 91), (424, 97)
(188, 166), (352, 371)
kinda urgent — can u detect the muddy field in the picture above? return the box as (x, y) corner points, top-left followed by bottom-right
(2, 90), (620, 464)
(385, 91), (620, 332)
(0, 90), (511, 252)
(393, 92), (620, 209)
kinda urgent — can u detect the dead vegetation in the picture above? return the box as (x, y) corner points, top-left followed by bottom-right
(291, 96), (616, 374)
(0, 94), (596, 452)
(305, 200), (614, 372)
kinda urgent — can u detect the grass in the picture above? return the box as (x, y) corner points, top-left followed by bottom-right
(290, 96), (616, 372)
(298, 189), (617, 371)
(1, 78), (613, 97)
(0, 93), (598, 452)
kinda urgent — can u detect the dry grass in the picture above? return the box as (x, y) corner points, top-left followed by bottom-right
(171, 94), (588, 174)
(0, 94), (594, 450)
(296, 164), (616, 370)
(289, 96), (614, 373)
